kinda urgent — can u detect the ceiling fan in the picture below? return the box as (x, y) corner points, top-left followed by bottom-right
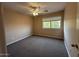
(28, 6), (48, 16)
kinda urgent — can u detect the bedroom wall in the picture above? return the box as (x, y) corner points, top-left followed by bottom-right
(33, 11), (64, 39)
(64, 2), (78, 57)
(76, 2), (79, 57)
(2, 6), (33, 45)
(0, 3), (7, 56)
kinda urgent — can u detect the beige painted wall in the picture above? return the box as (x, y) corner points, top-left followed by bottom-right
(2, 6), (33, 45)
(76, 3), (79, 57)
(64, 3), (78, 57)
(0, 3), (7, 56)
(33, 11), (64, 39)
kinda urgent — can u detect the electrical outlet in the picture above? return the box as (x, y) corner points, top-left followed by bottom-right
(71, 44), (79, 49)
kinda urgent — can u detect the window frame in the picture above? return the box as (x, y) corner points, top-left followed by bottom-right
(42, 16), (62, 29)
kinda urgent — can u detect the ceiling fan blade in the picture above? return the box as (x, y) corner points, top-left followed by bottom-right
(38, 10), (48, 13)
(44, 10), (48, 12)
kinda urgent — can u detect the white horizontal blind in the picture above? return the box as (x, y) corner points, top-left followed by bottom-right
(42, 16), (61, 21)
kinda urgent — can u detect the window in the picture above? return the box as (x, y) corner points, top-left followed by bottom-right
(43, 22), (50, 28)
(42, 16), (61, 29)
(51, 21), (61, 28)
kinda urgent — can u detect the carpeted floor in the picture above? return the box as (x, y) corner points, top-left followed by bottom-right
(7, 36), (68, 57)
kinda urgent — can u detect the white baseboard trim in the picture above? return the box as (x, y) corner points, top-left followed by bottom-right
(64, 41), (71, 57)
(6, 34), (32, 46)
(34, 34), (63, 39)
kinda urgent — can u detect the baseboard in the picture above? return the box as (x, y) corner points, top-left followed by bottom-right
(33, 34), (64, 40)
(0, 52), (9, 57)
(6, 34), (32, 46)
(64, 41), (71, 57)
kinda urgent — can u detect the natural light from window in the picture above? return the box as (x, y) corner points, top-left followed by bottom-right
(42, 16), (61, 29)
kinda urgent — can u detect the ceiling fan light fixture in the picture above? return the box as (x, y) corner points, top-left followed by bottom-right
(33, 12), (38, 16)
(32, 7), (40, 16)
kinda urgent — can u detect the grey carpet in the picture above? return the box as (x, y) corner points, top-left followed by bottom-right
(7, 36), (68, 57)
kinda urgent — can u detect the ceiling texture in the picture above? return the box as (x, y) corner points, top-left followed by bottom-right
(2, 2), (67, 16)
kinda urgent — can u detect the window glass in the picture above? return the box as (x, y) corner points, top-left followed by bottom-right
(42, 22), (50, 28)
(51, 21), (61, 28)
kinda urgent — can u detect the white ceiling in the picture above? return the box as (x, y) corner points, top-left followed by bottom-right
(2, 2), (67, 16)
